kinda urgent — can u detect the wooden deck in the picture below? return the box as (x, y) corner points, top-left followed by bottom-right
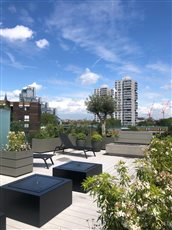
(0, 149), (136, 230)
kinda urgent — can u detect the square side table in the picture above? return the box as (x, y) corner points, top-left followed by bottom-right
(1, 174), (72, 227)
(53, 161), (102, 192)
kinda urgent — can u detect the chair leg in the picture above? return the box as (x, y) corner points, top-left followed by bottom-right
(50, 157), (54, 165)
(93, 150), (96, 157)
(43, 159), (49, 169)
(83, 150), (88, 159)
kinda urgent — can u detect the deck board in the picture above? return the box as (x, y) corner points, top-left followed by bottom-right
(0, 150), (137, 230)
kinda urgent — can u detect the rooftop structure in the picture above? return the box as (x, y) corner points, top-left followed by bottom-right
(19, 86), (39, 102)
(115, 76), (138, 127)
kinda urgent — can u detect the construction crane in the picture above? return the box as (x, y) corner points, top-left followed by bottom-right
(161, 101), (170, 119)
(147, 103), (154, 119)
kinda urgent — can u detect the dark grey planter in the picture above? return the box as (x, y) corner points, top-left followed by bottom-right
(32, 137), (61, 153)
(76, 139), (85, 147)
(0, 150), (33, 177)
(101, 137), (115, 150)
(91, 141), (102, 152)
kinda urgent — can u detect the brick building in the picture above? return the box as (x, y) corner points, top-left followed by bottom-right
(10, 101), (41, 135)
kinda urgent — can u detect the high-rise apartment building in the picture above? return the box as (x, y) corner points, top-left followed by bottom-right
(94, 86), (114, 121)
(94, 86), (114, 97)
(19, 86), (38, 102)
(115, 77), (138, 126)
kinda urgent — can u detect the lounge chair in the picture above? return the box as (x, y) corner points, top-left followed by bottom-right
(33, 153), (55, 169)
(58, 133), (96, 158)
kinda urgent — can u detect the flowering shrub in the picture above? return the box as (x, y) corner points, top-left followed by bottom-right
(83, 136), (172, 230)
(6, 131), (30, 151)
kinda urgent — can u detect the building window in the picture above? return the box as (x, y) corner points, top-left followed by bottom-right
(24, 115), (29, 121)
(24, 123), (29, 128)
(24, 107), (30, 111)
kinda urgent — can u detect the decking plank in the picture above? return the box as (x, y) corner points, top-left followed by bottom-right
(0, 150), (136, 230)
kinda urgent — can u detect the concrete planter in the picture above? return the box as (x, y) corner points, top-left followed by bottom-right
(91, 141), (102, 152)
(106, 143), (147, 157)
(32, 138), (61, 153)
(0, 150), (33, 177)
(101, 137), (115, 150)
(76, 140), (85, 147)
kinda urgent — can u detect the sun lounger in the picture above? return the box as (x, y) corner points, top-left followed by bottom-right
(33, 153), (55, 169)
(59, 133), (96, 158)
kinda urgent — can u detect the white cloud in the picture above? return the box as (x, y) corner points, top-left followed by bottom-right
(0, 90), (20, 101)
(2, 52), (36, 69)
(65, 64), (82, 74)
(49, 97), (86, 114)
(28, 82), (42, 90)
(47, 1), (140, 63)
(8, 5), (17, 13)
(122, 64), (141, 74)
(59, 42), (70, 51)
(146, 61), (170, 73)
(20, 9), (34, 25)
(161, 80), (172, 90)
(46, 78), (74, 87)
(79, 68), (100, 85)
(0, 25), (33, 41)
(36, 39), (49, 48)
(138, 101), (172, 119)
(100, 84), (109, 88)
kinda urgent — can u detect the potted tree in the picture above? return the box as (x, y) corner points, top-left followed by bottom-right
(91, 132), (103, 152)
(0, 131), (33, 177)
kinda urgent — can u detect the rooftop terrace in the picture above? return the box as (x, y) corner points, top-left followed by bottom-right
(1, 150), (136, 230)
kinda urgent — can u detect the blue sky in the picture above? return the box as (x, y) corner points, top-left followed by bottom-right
(0, 0), (171, 120)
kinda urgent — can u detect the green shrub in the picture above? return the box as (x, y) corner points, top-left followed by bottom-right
(83, 136), (172, 230)
(75, 132), (87, 140)
(91, 132), (103, 142)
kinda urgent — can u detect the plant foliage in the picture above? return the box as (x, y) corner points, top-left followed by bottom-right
(85, 95), (116, 136)
(91, 132), (103, 142)
(5, 131), (30, 151)
(83, 136), (172, 230)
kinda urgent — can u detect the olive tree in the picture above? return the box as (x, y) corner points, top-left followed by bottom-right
(85, 95), (116, 136)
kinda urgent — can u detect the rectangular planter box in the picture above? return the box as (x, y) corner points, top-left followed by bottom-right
(0, 150), (33, 177)
(116, 131), (152, 145)
(32, 138), (61, 153)
(53, 161), (102, 193)
(1, 174), (72, 227)
(106, 143), (148, 157)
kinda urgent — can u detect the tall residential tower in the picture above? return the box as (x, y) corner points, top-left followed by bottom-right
(94, 85), (114, 121)
(115, 77), (138, 126)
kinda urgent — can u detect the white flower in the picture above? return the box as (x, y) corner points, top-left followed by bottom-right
(116, 210), (126, 217)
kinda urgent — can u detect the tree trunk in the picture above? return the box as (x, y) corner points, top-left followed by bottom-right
(101, 120), (106, 136)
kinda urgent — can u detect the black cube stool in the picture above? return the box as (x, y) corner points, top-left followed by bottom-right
(0, 213), (6, 230)
(1, 174), (72, 227)
(53, 161), (102, 192)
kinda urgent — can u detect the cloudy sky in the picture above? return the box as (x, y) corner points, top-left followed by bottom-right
(0, 0), (171, 120)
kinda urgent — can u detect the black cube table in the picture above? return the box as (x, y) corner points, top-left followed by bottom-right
(1, 174), (72, 227)
(53, 161), (102, 192)
(0, 213), (6, 230)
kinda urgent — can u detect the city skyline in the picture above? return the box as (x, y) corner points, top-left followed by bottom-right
(0, 0), (171, 120)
